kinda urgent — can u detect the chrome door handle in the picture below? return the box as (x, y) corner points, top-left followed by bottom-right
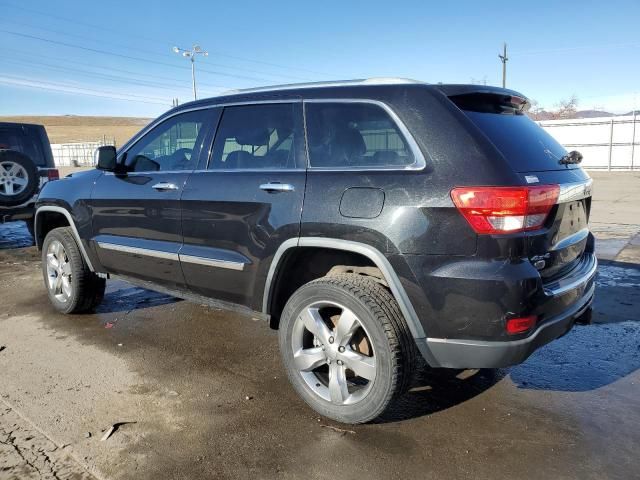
(152, 182), (179, 191)
(259, 182), (295, 193)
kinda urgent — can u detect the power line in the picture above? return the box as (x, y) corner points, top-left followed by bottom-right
(0, 56), (197, 93)
(0, 29), (279, 83)
(0, 75), (170, 106)
(7, 48), (234, 90)
(0, 19), (314, 82)
(0, 1), (333, 77)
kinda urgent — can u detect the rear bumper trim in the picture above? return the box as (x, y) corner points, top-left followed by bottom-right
(543, 252), (597, 297)
(417, 281), (595, 369)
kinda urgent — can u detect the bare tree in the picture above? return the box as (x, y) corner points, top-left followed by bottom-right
(552, 95), (579, 119)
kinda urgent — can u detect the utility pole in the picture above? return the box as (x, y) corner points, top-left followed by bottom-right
(498, 42), (508, 88)
(173, 44), (209, 100)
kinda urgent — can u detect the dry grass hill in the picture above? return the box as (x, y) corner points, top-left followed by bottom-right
(0, 115), (152, 147)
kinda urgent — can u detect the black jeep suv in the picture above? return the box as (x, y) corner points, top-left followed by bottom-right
(35, 79), (596, 424)
(1, 122), (59, 234)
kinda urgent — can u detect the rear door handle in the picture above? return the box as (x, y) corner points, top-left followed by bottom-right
(152, 182), (179, 191)
(259, 182), (295, 193)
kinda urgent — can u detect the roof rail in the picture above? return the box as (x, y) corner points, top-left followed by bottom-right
(220, 77), (424, 96)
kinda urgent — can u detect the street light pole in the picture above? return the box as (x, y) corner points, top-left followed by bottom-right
(498, 42), (508, 88)
(173, 44), (209, 101)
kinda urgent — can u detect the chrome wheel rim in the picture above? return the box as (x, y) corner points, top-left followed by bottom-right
(292, 301), (376, 406)
(0, 161), (29, 196)
(46, 240), (72, 303)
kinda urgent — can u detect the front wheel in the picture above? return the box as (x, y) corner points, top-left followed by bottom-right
(279, 273), (416, 424)
(42, 227), (105, 314)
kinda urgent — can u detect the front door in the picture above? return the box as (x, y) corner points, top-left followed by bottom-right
(180, 101), (306, 309)
(90, 109), (216, 289)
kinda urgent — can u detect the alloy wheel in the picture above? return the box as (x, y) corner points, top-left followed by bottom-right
(291, 301), (376, 405)
(46, 240), (72, 303)
(0, 161), (29, 196)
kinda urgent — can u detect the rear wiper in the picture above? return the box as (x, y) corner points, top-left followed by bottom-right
(559, 150), (583, 165)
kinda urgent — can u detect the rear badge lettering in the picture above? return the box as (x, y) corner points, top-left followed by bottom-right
(525, 175), (539, 184)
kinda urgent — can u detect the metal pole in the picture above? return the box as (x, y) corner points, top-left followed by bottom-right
(499, 43), (508, 88)
(632, 110), (637, 170)
(191, 56), (197, 100)
(608, 118), (614, 171)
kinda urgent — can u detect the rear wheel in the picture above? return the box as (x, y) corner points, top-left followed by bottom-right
(42, 227), (105, 314)
(279, 273), (415, 424)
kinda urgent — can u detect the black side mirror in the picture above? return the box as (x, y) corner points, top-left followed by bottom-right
(95, 146), (117, 171)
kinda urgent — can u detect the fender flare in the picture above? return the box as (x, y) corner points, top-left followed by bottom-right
(263, 237), (427, 340)
(34, 205), (95, 271)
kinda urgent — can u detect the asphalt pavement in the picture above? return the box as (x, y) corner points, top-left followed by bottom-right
(0, 171), (638, 480)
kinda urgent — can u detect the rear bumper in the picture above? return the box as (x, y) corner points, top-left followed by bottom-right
(415, 252), (597, 368)
(1, 204), (35, 223)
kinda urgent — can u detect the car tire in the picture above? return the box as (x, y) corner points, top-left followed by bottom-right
(42, 227), (105, 314)
(279, 273), (416, 424)
(0, 149), (39, 207)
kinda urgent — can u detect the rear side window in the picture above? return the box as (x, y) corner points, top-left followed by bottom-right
(305, 102), (414, 168)
(209, 103), (301, 170)
(451, 93), (573, 173)
(0, 126), (46, 166)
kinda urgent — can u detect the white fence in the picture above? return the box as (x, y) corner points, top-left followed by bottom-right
(539, 114), (638, 170)
(51, 139), (115, 167)
(49, 116), (639, 170)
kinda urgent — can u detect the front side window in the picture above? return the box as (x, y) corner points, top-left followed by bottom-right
(305, 102), (415, 168)
(209, 103), (300, 170)
(126, 110), (210, 172)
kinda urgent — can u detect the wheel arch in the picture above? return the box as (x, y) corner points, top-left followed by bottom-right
(35, 206), (95, 271)
(263, 237), (427, 341)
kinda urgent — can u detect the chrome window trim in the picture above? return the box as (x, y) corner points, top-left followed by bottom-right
(97, 242), (179, 261)
(557, 178), (593, 203)
(119, 100), (301, 155)
(302, 98), (427, 172)
(179, 254), (245, 271)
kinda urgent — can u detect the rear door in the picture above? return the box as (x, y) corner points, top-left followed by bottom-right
(452, 92), (593, 279)
(90, 109), (215, 289)
(180, 101), (306, 309)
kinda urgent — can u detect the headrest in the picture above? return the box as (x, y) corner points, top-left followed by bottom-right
(235, 128), (271, 146)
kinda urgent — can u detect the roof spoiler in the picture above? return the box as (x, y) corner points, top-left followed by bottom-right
(435, 85), (531, 113)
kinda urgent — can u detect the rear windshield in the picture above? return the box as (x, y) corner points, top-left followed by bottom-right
(452, 94), (575, 173)
(0, 125), (47, 166)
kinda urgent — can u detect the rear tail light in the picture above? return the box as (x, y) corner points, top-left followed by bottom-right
(506, 315), (537, 335)
(450, 185), (559, 234)
(47, 169), (60, 181)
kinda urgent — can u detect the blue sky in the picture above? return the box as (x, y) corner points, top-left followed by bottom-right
(1, 0), (638, 117)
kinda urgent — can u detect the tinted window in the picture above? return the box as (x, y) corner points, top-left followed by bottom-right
(126, 110), (210, 172)
(0, 126), (46, 166)
(209, 103), (299, 170)
(452, 93), (573, 172)
(305, 102), (414, 168)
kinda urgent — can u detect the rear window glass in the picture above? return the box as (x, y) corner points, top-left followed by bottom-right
(305, 102), (414, 168)
(453, 94), (574, 172)
(0, 126), (46, 166)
